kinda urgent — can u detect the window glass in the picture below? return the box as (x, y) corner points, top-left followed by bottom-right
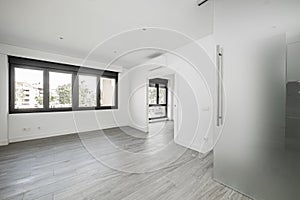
(100, 77), (116, 107)
(148, 106), (167, 119)
(49, 72), (72, 108)
(159, 87), (167, 104)
(10, 56), (119, 113)
(148, 87), (157, 104)
(15, 68), (44, 109)
(78, 75), (97, 107)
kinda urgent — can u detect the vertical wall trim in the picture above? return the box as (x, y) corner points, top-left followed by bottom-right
(0, 54), (9, 145)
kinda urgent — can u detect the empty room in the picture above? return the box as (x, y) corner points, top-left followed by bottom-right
(0, 0), (300, 199)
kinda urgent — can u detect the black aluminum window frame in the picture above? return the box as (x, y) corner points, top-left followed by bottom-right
(9, 56), (118, 114)
(148, 78), (168, 120)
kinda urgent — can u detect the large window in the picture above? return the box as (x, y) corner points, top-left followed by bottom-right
(78, 75), (97, 107)
(100, 77), (116, 107)
(148, 86), (157, 105)
(9, 56), (118, 113)
(159, 87), (167, 104)
(49, 72), (72, 108)
(148, 78), (168, 120)
(15, 68), (44, 109)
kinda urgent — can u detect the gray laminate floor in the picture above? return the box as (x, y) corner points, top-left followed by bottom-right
(0, 121), (251, 200)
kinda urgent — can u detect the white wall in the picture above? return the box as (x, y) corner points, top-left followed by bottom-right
(127, 65), (151, 132)
(287, 41), (300, 81)
(0, 54), (9, 145)
(127, 36), (216, 153)
(166, 39), (216, 153)
(165, 74), (175, 120)
(0, 44), (130, 144)
(9, 72), (130, 142)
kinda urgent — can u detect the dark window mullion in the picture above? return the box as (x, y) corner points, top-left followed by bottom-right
(44, 69), (49, 110)
(97, 76), (101, 108)
(9, 66), (15, 113)
(156, 84), (159, 104)
(72, 73), (79, 110)
(115, 75), (118, 109)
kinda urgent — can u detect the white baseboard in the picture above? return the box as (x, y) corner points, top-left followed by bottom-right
(174, 137), (203, 153)
(213, 178), (255, 200)
(9, 129), (76, 143)
(128, 124), (148, 133)
(0, 140), (9, 146)
(8, 125), (128, 143)
(7, 122), (172, 144)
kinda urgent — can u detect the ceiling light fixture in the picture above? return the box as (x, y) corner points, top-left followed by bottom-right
(59, 36), (64, 40)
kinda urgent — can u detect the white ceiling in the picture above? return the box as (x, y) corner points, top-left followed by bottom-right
(0, 0), (214, 68)
(214, 0), (300, 41)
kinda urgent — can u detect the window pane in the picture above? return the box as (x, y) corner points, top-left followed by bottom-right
(79, 75), (97, 107)
(159, 87), (167, 104)
(49, 72), (72, 108)
(100, 77), (116, 107)
(148, 106), (167, 119)
(15, 68), (44, 109)
(148, 87), (157, 104)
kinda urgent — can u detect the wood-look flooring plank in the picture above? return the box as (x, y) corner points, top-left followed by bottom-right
(0, 121), (251, 200)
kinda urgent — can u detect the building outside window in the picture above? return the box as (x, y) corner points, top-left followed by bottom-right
(15, 68), (43, 109)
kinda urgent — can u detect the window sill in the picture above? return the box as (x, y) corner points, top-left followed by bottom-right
(9, 107), (118, 114)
